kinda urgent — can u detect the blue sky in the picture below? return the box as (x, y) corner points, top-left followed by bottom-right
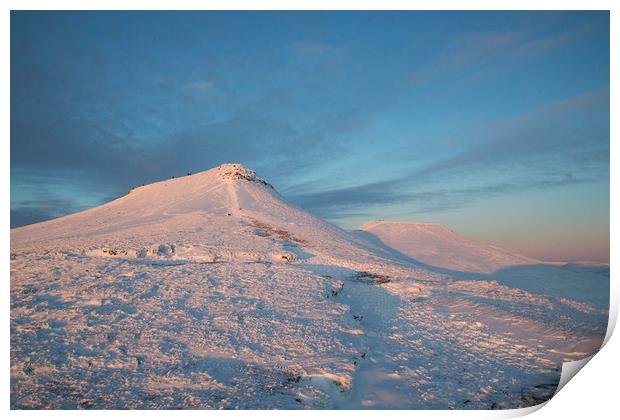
(10, 11), (610, 261)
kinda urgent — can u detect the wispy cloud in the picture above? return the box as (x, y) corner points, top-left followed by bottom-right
(410, 20), (602, 88)
(418, 87), (609, 176)
(409, 30), (527, 86)
(513, 19), (602, 59)
(295, 42), (342, 57)
(187, 80), (214, 91)
(290, 169), (607, 221)
(289, 87), (609, 220)
(10, 198), (74, 228)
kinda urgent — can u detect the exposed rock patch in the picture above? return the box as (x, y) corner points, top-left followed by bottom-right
(218, 163), (272, 188)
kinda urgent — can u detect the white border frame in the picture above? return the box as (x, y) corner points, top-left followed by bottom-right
(2, 2), (616, 419)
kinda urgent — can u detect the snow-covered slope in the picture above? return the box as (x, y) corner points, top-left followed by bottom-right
(358, 220), (609, 309)
(359, 220), (537, 274)
(10, 164), (608, 409)
(12, 164), (399, 274)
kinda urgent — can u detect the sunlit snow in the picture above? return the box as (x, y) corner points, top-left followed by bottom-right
(10, 164), (608, 409)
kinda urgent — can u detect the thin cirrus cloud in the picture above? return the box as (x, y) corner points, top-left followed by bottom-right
(288, 86), (609, 221)
(188, 81), (215, 91)
(10, 198), (75, 229)
(417, 87), (609, 176)
(295, 42), (343, 57)
(409, 19), (603, 89)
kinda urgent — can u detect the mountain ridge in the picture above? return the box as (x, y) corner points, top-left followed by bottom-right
(360, 219), (538, 274)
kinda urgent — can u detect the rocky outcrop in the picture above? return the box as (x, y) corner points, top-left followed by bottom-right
(217, 163), (272, 188)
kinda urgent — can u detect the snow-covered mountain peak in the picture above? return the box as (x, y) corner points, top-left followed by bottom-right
(360, 220), (538, 274)
(10, 163), (397, 275)
(217, 163), (272, 188)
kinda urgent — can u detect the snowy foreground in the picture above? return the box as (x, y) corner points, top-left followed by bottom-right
(10, 164), (608, 409)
